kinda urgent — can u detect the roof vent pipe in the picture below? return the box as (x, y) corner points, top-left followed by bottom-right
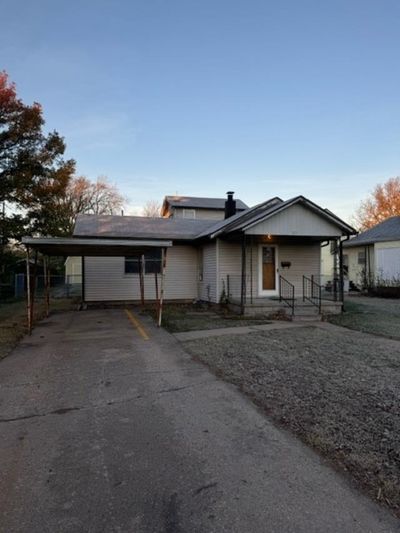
(224, 191), (237, 219)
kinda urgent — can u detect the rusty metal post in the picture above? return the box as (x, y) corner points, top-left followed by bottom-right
(43, 255), (50, 317)
(154, 270), (159, 312)
(140, 254), (145, 307)
(29, 250), (38, 333)
(26, 246), (32, 334)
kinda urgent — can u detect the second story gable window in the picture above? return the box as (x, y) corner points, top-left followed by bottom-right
(182, 208), (196, 219)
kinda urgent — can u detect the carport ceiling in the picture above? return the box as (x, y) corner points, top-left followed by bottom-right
(21, 237), (173, 257)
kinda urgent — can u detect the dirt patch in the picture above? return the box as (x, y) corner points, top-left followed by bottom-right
(0, 299), (77, 360)
(143, 304), (271, 333)
(183, 326), (400, 516)
(328, 296), (400, 339)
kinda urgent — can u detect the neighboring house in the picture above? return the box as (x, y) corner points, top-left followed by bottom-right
(161, 193), (248, 220)
(342, 216), (400, 287)
(65, 256), (82, 283)
(51, 192), (355, 316)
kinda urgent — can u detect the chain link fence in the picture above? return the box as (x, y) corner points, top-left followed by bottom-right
(13, 274), (82, 300)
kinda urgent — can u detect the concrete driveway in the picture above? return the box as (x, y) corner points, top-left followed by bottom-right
(0, 309), (398, 533)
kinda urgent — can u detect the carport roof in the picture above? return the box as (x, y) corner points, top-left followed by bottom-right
(21, 237), (172, 256)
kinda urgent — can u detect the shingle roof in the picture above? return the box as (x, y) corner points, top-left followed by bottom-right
(163, 195), (248, 211)
(73, 215), (216, 241)
(73, 196), (356, 242)
(343, 216), (400, 247)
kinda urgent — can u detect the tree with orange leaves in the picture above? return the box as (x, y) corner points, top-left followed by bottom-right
(355, 177), (400, 230)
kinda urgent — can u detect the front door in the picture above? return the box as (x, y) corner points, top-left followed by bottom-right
(260, 245), (278, 295)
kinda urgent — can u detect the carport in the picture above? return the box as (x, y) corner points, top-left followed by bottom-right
(21, 236), (173, 333)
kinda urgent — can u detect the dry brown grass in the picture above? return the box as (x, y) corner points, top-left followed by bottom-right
(0, 299), (76, 359)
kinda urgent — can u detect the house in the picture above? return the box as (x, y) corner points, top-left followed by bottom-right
(57, 192), (356, 317)
(161, 193), (248, 220)
(341, 216), (400, 287)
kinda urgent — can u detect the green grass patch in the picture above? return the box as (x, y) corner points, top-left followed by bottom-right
(328, 298), (400, 340)
(142, 303), (271, 333)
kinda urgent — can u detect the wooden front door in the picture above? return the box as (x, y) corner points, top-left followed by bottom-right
(262, 246), (276, 291)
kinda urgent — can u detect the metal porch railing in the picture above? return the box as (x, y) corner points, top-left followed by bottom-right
(303, 275), (322, 313)
(279, 275), (295, 316)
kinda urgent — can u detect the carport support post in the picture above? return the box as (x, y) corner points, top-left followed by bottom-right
(26, 247), (32, 335)
(43, 255), (50, 317)
(158, 247), (167, 327)
(29, 250), (38, 333)
(140, 254), (145, 308)
(154, 271), (159, 312)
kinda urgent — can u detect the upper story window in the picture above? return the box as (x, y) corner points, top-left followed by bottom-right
(182, 208), (196, 219)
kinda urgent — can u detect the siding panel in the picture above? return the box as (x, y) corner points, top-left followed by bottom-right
(245, 204), (342, 237)
(277, 244), (320, 297)
(199, 243), (217, 302)
(85, 245), (198, 301)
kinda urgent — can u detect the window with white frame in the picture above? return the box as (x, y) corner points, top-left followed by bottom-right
(182, 208), (196, 219)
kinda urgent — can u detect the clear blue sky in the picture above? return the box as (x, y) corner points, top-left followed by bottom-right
(2, 0), (400, 221)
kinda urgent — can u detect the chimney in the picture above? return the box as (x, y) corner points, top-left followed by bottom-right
(224, 191), (236, 219)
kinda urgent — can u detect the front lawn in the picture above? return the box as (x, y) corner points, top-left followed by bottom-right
(328, 296), (400, 339)
(143, 304), (270, 333)
(183, 325), (400, 516)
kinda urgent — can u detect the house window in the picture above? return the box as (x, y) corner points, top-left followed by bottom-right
(125, 250), (162, 275)
(125, 257), (140, 274)
(358, 250), (366, 265)
(182, 208), (196, 219)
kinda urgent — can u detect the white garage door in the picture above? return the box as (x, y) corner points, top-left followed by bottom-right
(376, 247), (400, 280)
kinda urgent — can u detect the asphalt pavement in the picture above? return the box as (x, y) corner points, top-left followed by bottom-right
(0, 308), (398, 533)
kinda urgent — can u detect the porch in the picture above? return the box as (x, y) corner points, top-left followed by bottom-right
(218, 234), (345, 319)
(227, 293), (343, 318)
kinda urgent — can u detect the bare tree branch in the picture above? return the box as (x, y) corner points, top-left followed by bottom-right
(142, 200), (161, 218)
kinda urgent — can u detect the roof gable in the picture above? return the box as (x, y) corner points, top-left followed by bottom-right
(201, 196), (355, 239)
(244, 202), (344, 237)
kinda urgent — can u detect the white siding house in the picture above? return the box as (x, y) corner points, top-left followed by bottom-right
(340, 216), (400, 288)
(27, 194), (354, 318)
